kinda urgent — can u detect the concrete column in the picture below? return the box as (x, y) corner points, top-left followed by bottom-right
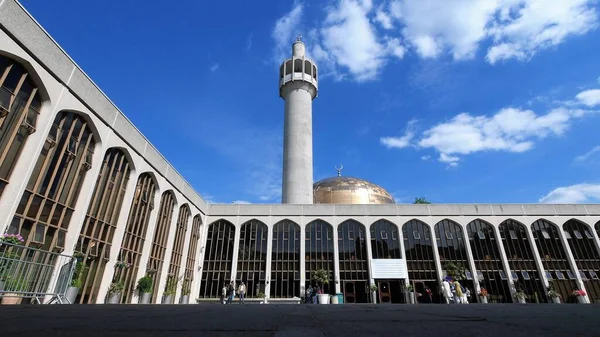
(492, 223), (517, 301)
(194, 215), (211, 298)
(155, 201), (180, 302)
(130, 185), (161, 303)
(189, 214), (207, 303)
(95, 166), (139, 303)
(557, 223), (590, 303)
(364, 220), (376, 303)
(396, 218), (411, 303)
(461, 221), (481, 302)
(299, 218), (306, 296)
(175, 213), (193, 303)
(429, 219), (445, 303)
(332, 218), (341, 294)
(264, 218), (273, 299)
(281, 81), (315, 204)
(229, 218), (241, 283)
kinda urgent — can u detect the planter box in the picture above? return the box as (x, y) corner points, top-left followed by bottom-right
(517, 297), (526, 304)
(551, 297), (561, 304)
(140, 292), (152, 304)
(318, 294), (330, 305)
(1, 293), (22, 305)
(180, 295), (190, 304)
(107, 293), (121, 304)
(408, 292), (415, 304)
(66, 286), (79, 304)
(163, 295), (173, 304)
(577, 296), (586, 304)
(479, 296), (488, 304)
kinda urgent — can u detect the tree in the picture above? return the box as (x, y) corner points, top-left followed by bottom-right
(413, 197), (431, 204)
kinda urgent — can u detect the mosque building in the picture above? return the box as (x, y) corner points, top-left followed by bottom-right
(1, 0), (600, 305)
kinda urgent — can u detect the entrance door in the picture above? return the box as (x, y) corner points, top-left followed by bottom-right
(412, 281), (427, 303)
(344, 282), (356, 303)
(378, 281), (391, 303)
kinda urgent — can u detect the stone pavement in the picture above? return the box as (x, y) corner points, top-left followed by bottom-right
(1, 303), (599, 336)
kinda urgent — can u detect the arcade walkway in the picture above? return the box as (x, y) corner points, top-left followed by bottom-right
(0, 303), (598, 336)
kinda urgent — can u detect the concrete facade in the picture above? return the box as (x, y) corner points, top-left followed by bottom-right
(1, 1), (600, 305)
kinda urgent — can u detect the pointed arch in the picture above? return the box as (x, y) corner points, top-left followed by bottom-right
(402, 219), (438, 290)
(338, 219), (369, 303)
(305, 219), (335, 295)
(184, 214), (202, 292)
(271, 219), (301, 298)
(370, 219), (402, 259)
(147, 190), (177, 302)
(76, 147), (132, 304)
(199, 219), (236, 298)
(498, 219), (547, 303)
(165, 203), (191, 302)
(7, 110), (98, 252)
(562, 219), (600, 302)
(235, 219), (268, 298)
(115, 172), (157, 303)
(0, 53), (47, 198)
(466, 219), (512, 303)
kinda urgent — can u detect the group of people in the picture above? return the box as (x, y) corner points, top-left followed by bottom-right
(220, 281), (246, 304)
(441, 277), (471, 304)
(303, 285), (323, 304)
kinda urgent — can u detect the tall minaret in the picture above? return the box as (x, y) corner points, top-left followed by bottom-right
(279, 36), (318, 204)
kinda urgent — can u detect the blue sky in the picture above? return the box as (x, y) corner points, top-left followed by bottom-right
(21, 0), (600, 204)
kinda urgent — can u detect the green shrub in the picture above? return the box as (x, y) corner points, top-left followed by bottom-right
(136, 276), (153, 294)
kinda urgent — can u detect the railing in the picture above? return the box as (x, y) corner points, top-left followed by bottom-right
(0, 241), (76, 304)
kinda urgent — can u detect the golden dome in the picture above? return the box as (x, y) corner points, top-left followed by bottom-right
(313, 176), (395, 204)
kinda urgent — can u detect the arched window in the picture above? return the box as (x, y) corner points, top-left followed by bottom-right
(285, 60), (292, 76)
(338, 220), (368, 303)
(531, 219), (577, 301)
(183, 214), (202, 298)
(313, 65), (317, 79)
(467, 219), (512, 303)
(236, 219), (268, 298)
(370, 220), (401, 259)
(435, 219), (475, 299)
(8, 111), (96, 252)
(279, 64), (284, 79)
(564, 219), (600, 303)
(164, 204), (190, 302)
(305, 220), (335, 295)
(75, 148), (131, 304)
(294, 59), (302, 73)
(403, 220), (437, 295)
(304, 60), (311, 76)
(115, 172), (157, 303)
(199, 219), (236, 298)
(147, 190), (176, 302)
(0, 55), (42, 197)
(499, 219), (546, 303)
(271, 220), (300, 298)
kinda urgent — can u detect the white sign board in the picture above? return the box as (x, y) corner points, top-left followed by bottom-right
(371, 259), (408, 279)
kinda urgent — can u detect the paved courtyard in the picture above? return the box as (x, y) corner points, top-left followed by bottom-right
(0, 303), (598, 336)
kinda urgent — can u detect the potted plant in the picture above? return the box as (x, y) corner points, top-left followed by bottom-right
(257, 291), (267, 304)
(514, 290), (526, 304)
(66, 252), (86, 304)
(311, 269), (331, 305)
(369, 284), (378, 303)
(162, 275), (179, 304)
(478, 287), (489, 304)
(547, 282), (561, 304)
(572, 289), (587, 304)
(1, 275), (27, 305)
(444, 262), (466, 280)
(107, 281), (124, 304)
(136, 276), (153, 304)
(180, 278), (191, 304)
(406, 284), (415, 304)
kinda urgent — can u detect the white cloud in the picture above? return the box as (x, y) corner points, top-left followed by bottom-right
(487, 0), (598, 64)
(576, 89), (600, 107)
(272, 3), (304, 62)
(439, 153), (460, 167)
(210, 63), (219, 72)
(380, 119), (417, 149)
(375, 8), (393, 29)
(421, 155), (431, 161)
(575, 145), (600, 162)
(540, 183), (600, 203)
(246, 33), (253, 51)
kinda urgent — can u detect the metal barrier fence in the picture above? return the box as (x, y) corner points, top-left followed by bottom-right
(0, 241), (76, 304)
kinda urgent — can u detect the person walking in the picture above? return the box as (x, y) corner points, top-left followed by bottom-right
(238, 282), (246, 304)
(226, 281), (235, 304)
(306, 285), (313, 304)
(221, 284), (227, 304)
